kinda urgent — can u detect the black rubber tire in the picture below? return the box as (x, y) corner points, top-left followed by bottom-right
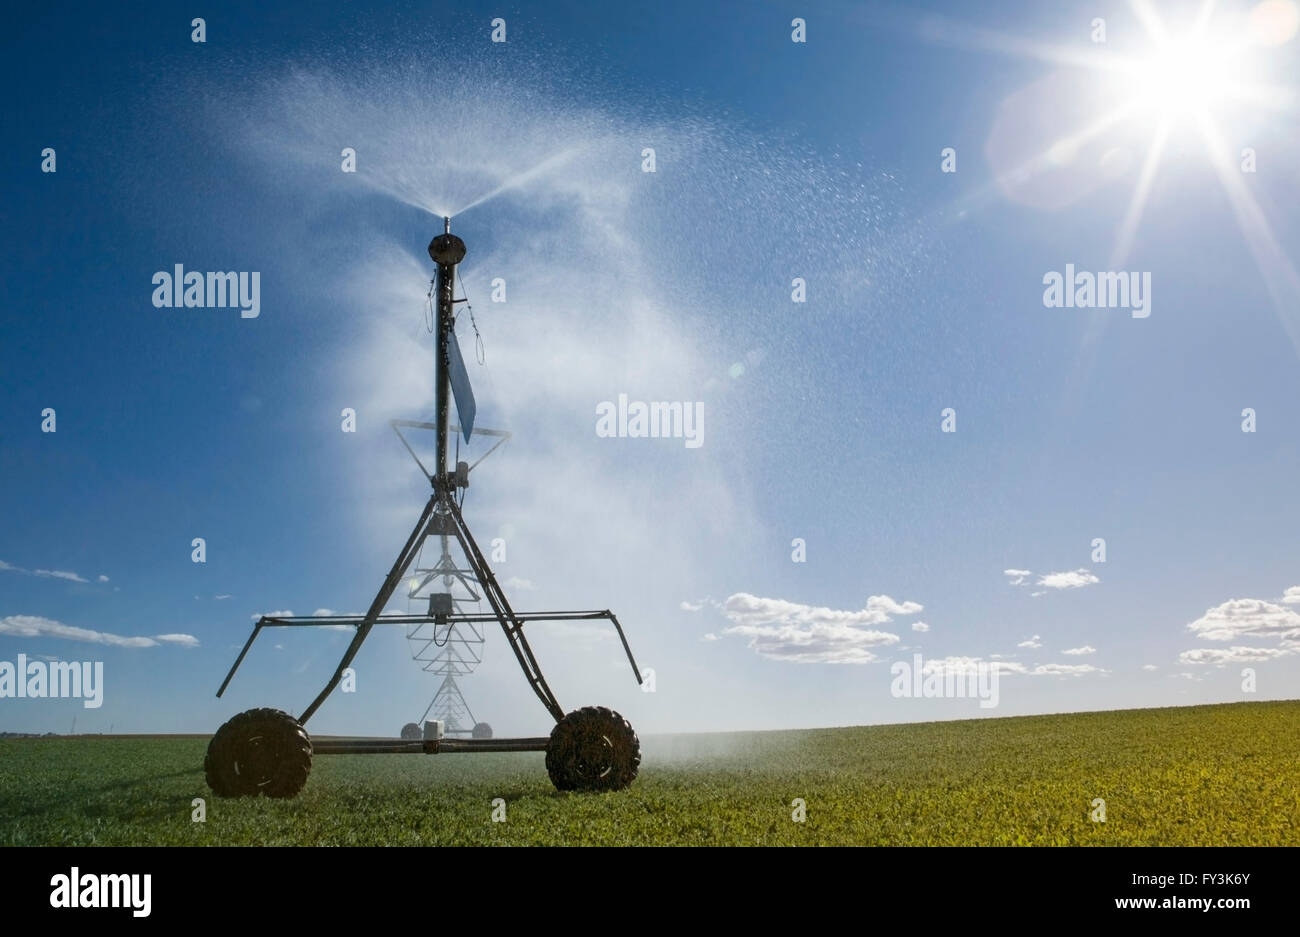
(471, 722), (493, 740)
(545, 706), (639, 792)
(400, 722), (422, 741)
(204, 708), (312, 798)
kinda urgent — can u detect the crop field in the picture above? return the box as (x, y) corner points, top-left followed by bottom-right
(1, 700), (1297, 846)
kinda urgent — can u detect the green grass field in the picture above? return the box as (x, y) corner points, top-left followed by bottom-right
(2, 700), (1297, 845)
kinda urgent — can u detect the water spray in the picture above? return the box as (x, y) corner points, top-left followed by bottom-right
(206, 221), (644, 797)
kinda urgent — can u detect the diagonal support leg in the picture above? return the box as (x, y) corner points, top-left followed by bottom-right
(298, 492), (441, 725)
(444, 496), (566, 723)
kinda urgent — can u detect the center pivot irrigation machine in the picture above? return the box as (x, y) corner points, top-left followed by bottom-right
(206, 220), (644, 797)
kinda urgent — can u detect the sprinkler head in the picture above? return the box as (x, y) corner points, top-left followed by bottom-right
(428, 218), (467, 266)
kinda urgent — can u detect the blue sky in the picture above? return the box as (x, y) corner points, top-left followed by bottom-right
(2, 0), (1299, 737)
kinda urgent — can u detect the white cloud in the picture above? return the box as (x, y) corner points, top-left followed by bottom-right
(1017, 635), (1042, 648)
(1178, 646), (1296, 665)
(252, 609), (295, 621)
(154, 633), (201, 648)
(214, 594), (232, 600)
(502, 576), (535, 591)
(311, 608), (337, 617)
(911, 621), (930, 633)
(2, 561), (96, 585)
(1142, 664), (1158, 671)
(719, 592), (915, 664)
(1004, 569), (1032, 586)
(33, 569), (89, 583)
(680, 599), (706, 612)
(1061, 645), (1096, 655)
(97, 575), (110, 583)
(701, 632), (720, 642)
(1031, 663), (1104, 676)
(1180, 595), (1300, 665)
(723, 593), (921, 631)
(0, 615), (198, 649)
(864, 595), (924, 616)
(1281, 586), (1300, 606)
(1185, 598), (1300, 642)
(1036, 569), (1099, 591)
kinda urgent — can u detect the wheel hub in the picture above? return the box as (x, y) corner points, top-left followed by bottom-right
(572, 728), (615, 780)
(232, 733), (276, 787)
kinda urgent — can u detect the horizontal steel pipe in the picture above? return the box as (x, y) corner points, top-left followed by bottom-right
(310, 736), (550, 755)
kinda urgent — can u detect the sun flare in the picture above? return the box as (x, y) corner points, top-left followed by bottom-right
(944, 0), (1300, 360)
(1132, 36), (1235, 117)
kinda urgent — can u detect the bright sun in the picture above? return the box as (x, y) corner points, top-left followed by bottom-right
(1134, 36), (1235, 116)
(952, 0), (1300, 355)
